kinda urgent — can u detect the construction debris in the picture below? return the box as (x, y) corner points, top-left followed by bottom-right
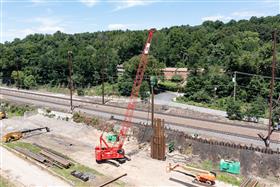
(151, 118), (166, 160)
(70, 170), (95, 182)
(98, 173), (127, 187)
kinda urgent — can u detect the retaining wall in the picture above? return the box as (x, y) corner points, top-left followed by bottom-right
(133, 123), (280, 179)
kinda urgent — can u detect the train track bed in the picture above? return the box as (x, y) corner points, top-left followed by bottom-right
(0, 87), (270, 130)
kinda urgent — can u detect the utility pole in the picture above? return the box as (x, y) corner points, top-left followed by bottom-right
(150, 76), (157, 127)
(16, 57), (20, 90)
(151, 84), (154, 127)
(101, 62), (105, 105)
(233, 71), (237, 101)
(267, 30), (277, 147)
(68, 51), (73, 113)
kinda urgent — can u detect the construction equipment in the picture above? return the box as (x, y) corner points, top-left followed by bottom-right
(167, 163), (216, 186)
(2, 127), (50, 143)
(0, 111), (6, 120)
(95, 28), (156, 163)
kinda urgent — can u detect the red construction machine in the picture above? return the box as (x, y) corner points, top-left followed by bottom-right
(95, 28), (156, 164)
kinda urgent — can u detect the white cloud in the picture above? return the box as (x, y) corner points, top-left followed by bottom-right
(80, 0), (99, 7)
(5, 28), (35, 40)
(108, 23), (137, 30)
(5, 17), (65, 41)
(202, 15), (232, 22)
(113, 0), (155, 11)
(231, 11), (265, 18)
(202, 10), (267, 22)
(33, 17), (65, 33)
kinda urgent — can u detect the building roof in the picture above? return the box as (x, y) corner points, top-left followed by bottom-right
(163, 68), (188, 72)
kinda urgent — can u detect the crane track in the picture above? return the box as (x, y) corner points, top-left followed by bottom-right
(1, 88), (280, 145)
(0, 87), (270, 131)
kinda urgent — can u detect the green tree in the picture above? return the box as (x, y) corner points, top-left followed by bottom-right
(226, 99), (244, 120)
(118, 55), (164, 98)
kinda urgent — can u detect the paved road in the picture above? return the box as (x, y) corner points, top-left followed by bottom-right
(155, 91), (227, 116)
(0, 146), (70, 187)
(1, 87), (279, 148)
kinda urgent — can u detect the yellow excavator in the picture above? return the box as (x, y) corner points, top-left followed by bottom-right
(2, 127), (50, 143)
(0, 111), (6, 120)
(167, 163), (216, 186)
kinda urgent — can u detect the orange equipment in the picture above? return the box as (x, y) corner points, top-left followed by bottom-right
(2, 127), (50, 142)
(167, 163), (216, 186)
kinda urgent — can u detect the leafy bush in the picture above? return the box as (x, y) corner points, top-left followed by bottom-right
(244, 97), (266, 122)
(226, 99), (244, 120)
(171, 74), (183, 82)
(73, 112), (84, 123)
(158, 81), (180, 92)
(189, 90), (211, 103)
(23, 75), (37, 89)
(77, 88), (85, 96)
(73, 112), (99, 126)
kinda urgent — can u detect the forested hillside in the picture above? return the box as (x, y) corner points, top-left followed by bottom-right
(0, 15), (279, 122)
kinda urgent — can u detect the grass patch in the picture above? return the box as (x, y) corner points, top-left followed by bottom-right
(38, 85), (70, 95)
(1, 102), (34, 118)
(4, 141), (125, 187)
(176, 96), (228, 111)
(5, 141), (41, 153)
(84, 83), (119, 96)
(217, 173), (242, 186)
(187, 160), (218, 171)
(0, 175), (15, 187)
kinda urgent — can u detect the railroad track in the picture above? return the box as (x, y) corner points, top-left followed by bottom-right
(0, 87), (269, 130)
(1, 87), (279, 145)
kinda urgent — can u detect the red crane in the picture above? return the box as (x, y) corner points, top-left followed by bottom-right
(95, 28), (156, 163)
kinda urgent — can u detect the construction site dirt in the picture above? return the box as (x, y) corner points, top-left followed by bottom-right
(0, 113), (240, 187)
(1, 114), (279, 187)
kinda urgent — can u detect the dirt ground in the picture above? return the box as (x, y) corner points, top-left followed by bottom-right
(0, 146), (70, 187)
(1, 114), (236, 187)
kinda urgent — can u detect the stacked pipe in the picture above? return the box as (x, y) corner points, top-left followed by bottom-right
(151, 118), (166, 160)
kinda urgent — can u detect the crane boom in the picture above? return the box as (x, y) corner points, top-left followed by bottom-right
(95, 28), (156, 163)
(118, 28), (156, 148)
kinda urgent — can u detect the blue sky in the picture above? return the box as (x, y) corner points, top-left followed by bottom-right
(1, 0), (279, 42)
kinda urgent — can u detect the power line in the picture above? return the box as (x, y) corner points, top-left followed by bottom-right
(235, 71), (280, 80)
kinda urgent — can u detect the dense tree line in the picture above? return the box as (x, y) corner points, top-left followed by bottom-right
(0, 15), (279, 122)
